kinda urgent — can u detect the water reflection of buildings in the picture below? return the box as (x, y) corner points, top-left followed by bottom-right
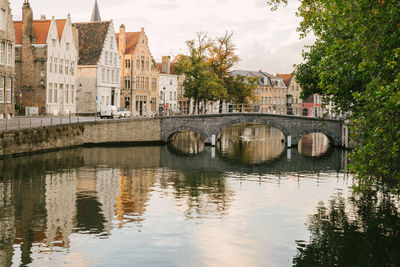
(0, 182), (14, 267)
(218, 124), (285, 164)
(170, 131), (205, 155)
(298, 133), (330, 157)
(115, 169), (157, 228)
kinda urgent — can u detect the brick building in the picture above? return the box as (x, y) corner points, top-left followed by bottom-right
(14, 1), (78, 115)
(0, 0), (15, 119)
(116, 25), (159, 116)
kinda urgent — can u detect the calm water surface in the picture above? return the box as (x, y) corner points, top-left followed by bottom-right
(1, 124), (399, 267)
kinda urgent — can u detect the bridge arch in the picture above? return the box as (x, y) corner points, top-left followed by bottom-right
(162, 126), (208, 143)
(294, 128), (341, 147)
(210, 117), (291, 142)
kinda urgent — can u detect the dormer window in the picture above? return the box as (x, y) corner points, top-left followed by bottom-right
(66, 42), (70, 51)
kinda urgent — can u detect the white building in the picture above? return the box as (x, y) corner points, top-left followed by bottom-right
(73, 3), (121, 114)
(46, 16), (78, 115)
(14, 1), (78, 115)
(159, 73), (179, 114)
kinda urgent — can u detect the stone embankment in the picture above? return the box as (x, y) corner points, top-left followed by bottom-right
(0, 118), (162, 158)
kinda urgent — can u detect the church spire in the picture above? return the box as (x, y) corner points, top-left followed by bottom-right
(90, 0), (101, 22)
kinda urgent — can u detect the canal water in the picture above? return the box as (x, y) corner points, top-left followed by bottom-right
(1, 124), (399, 267)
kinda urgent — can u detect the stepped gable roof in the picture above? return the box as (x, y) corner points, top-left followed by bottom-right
(14, 19), (66, 45)
(276, 73), (292, 87)
(116, 31), (141, 54)
(73, 21), (111, 65)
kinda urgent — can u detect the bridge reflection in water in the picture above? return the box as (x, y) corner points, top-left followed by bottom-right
(169, 123), (331, 164)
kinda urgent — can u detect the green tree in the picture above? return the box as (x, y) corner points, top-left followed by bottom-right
(175, 33), (227, 113)
(208, 31), (240, 112)
(226, 75), (259, 109)
(268, 0), (400, 191)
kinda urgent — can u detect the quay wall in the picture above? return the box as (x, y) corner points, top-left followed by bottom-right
(0, 118), (162, 158)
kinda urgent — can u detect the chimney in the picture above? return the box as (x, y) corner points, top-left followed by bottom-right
(40, 14), (46, 21)
(22, 0), (35, 43)
(141, 27), (144, 32)
(162, 56), (171, 74)
(119, 24), (126, 54)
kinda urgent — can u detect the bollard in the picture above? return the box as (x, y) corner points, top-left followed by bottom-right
(287, 149), (292, 160)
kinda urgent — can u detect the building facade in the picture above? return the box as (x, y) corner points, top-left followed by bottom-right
(14, 1), (78, 115)
(302, 94), (323, 117)
(0, 0), (15, 119)
(277, 74), (303, 116)
(158, 56), (179, 114)
(73, 19), (121, 113)
(117, 25), (159, 116)
(231, 70), (287, 114)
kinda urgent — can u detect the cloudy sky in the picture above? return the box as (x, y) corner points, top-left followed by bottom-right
(10, 0), (314, 74)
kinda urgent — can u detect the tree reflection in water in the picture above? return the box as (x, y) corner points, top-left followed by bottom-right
(293, 190), (400, 266)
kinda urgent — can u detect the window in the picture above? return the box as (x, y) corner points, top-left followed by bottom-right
(105, 52), (108, 65)
(65, 60), (69, 75)
(136, 58), (140, 69)
(54, 84), (58, 103)
(54, 58), (58, 73)
(151, 78), (157, 91)
(5, 77), (11, 103)
(66, 42), (70, 51)
(111, 70), (115, 82)
(6, 44), (11, 65)
(48, 83), (53, 103)
(145, 77), (149, 89)
(141, 77), (144, 89)
(170, 92), (172, 100)
(0, 42), (4, 64)
(125, 59), (131, 68)
(0, 76), (4, 103)
(102, 69), (105, 82)
(115, 71), (119, 83)
(125, 76), (131, 89)
(136, 76), (140, 89)
(141, 56), (144, 70)
(114, 54), (117, 66)
(107, 69), (110, 82)
(52, 39), (56, 47)
(0, 9), (5, 31)
(174, 92), (176, 100)
(66, 86), (69, 104)
(71, 86), (74, 104)
(49, 57), (53, 73)
(145, 60), (149, 71)
(70, 61), (75, 75)
(59, 59), (63, 74)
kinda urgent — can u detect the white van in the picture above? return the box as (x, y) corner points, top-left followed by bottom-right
(100, 105), (118, 119)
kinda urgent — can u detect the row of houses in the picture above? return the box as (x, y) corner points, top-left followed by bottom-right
(0, 0), (325, 120)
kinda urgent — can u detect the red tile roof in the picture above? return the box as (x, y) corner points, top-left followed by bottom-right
(116, 32), (141, 54)
(14, 19), (67, 45)
(276, 73), (292, 87)
(73, 21), (111, 65)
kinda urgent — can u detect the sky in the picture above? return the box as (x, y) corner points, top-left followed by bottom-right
(10, 0), (314, 74)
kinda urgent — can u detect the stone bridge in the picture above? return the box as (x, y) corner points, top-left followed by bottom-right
(161, 113), (345, 147)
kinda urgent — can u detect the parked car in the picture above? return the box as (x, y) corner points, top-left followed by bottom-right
(117, 107), (131, 118)
(100, 105), (118, 119)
